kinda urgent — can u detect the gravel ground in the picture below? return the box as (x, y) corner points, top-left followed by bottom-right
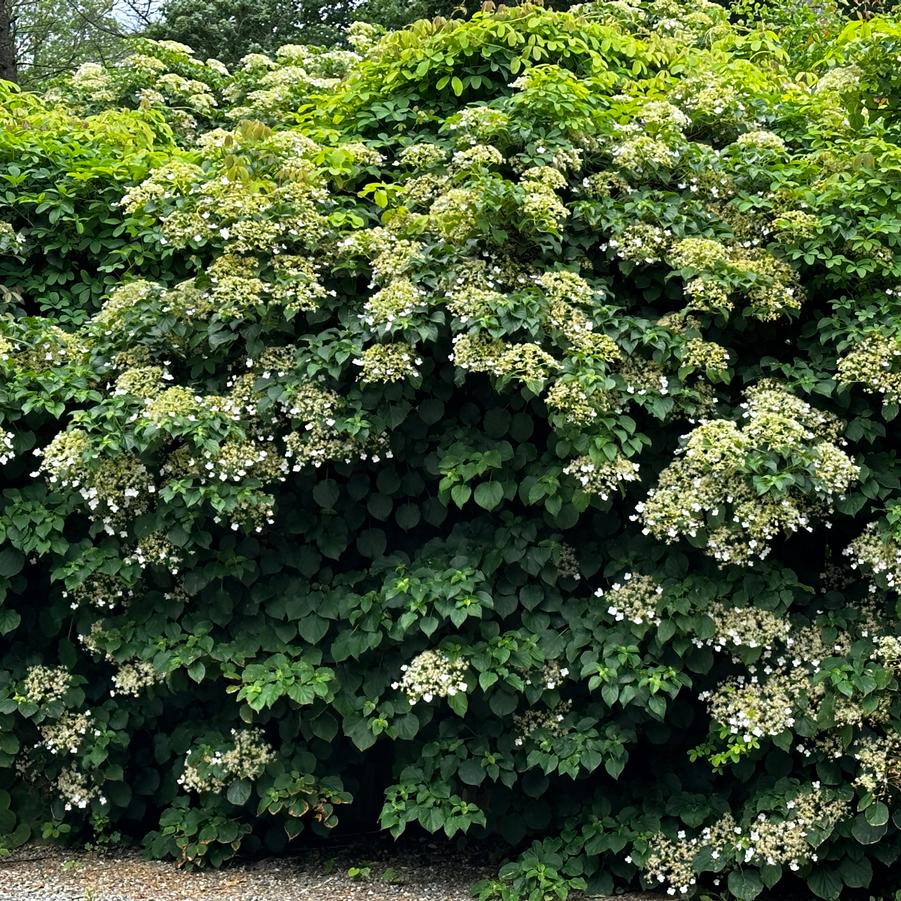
(0, 840), (490, 901)
(0, 839), (669, 901)
(0, 841), (665, 901)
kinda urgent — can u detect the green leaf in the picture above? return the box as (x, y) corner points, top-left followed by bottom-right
(865, 800), (889, 827)
(0, 549), (24, 578)
(448, 692), (468, 716)
(421, 805), (443, 833)
(727, 869), (764, 901)
(474, 481), (504, 511)
(287, 683), (316, 705)
(478, 671), (499, 691)
(759, 863), (781, 888)
(367, 493), (393, 520)
(187, 661), (206, 683)
(313, 480), (340, 508)
(851, 813), (886, 845)
(309, 712), (339, 742)
(298, 615), (329, 644)
(450, 484), (471, 507)
(807, 868), (843, 901)
(345, 717), (377, 751)
(395, 503), (420, 530)
(226, 780), (252, 806)
(0, 610), (21, 635)
(838, 855), (872, 889)
(458, 759), (485, 786)
(392, 713), (419, 740)
(488, 690), (517, 717)
(285, 817), (304, 839)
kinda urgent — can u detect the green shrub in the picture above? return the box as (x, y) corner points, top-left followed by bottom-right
(1, 3), (901, 899)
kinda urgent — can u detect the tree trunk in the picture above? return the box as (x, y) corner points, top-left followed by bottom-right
(0, 0), (17, 83)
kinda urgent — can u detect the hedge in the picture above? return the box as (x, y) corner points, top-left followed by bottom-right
(1, 2), (901, 899)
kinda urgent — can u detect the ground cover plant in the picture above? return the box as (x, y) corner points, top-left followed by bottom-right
(1, 2), (901, 898)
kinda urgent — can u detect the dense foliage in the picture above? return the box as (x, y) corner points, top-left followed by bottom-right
(144, 0), (584, 62)
(2, 3), (901, 899)
(143, 0), (353, 66)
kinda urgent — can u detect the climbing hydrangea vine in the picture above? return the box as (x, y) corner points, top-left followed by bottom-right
(1, 1), (901, 897)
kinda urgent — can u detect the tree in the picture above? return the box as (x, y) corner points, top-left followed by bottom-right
(145, 0), (319, 65)
(354, 0), (577, 33)
(0, 0), (17, 80)
(146, 0), (579, 63)
(0, 0), (129, 85)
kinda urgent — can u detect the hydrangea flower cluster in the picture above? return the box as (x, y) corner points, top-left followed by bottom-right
(871, 634), (901, 673)
(641, 812), (749, 897)
(853, 733), (901, 798)
(702, 672), (800, 742)
(179, 728), (275, 793)
(555, 544), (582, 581)
(222, 44), (361, 123)
(546, 379), (616, 425)
(700, 624), (846, 754)
(638, 384), (859, 565)
(39, 711), (95, 755)
(519, 166), (570, 236)
(837, 331), (901, 403)
(643, 786), (845, 896)
(56, 766), (101, 812)
(608, 222), (671, 264)
(32, 430), (92, 487)
(398, 142), (448, 169)
(564, 455), (641, 500)
(121, 141), (329, 255)
(446, 105), (511, 144)
(68, 62), (115, 102)
(111, 661), (164, 698)
(702, 605), (791, 656)
(113, 365), (171, 399)
(846, 521), (901, 589)
(525, 660), (571, 691)
(451, 334), (559, 385)
(282, 382), (387, 469)
(363, 278), (428, 330)
(124, 533), (182, 573)
(734, 130), (787, 154)
(0, 221), (26, 256)
(514, 700), (572, 746)
(815, 65), (863, 95)
(392, 650), (468, 704)
(540, 275), (619, 362)
(429, 187), (483, 242)
(353, 343), (420, 384)
(34, 432), (155, 535)
(679, 338), (730, 373)
(610, 131), (682, 177)
(20, 665), (72, 706)
(667, 237), (803, 321)
(595, 573), (664, 625)
(0, 427), (13, 465)
(64, 574), (132, 612)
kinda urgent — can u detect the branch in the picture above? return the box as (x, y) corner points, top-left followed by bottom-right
(63, 0), (132, 38)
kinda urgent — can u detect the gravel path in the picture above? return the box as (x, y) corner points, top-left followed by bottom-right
(0, 841), (494, 901)
(0, 842), (668, 901)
